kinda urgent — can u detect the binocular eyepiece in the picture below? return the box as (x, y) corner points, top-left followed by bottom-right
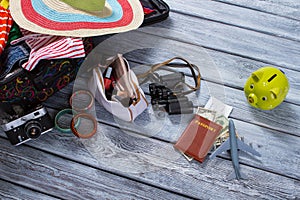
(149, 83), (193, 115)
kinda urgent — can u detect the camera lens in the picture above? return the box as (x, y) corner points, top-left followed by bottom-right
(25, 121), (42, 139)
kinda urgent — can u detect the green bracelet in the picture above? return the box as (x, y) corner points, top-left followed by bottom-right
(55, 109), (80, 133)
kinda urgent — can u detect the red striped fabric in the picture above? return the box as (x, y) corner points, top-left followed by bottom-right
(12, 29), (86, 71)
(0, 7), (12, 55)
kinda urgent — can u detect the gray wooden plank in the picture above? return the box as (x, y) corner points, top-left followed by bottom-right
(78, 31), (300, 137)
(204, 49), (300, 106)
(31, 39), (300, 182)
(0, 138), (191, 200)
(0, 3), (299, 199)
(24, 29), (299, 183)
(221, 119), (300, 180)
(45, 70), (300, 139)
(42, 85), (300, 180)
(0, 180), (59, 200)
(0, 122), (299, 199)
(92, 100), (300, 180)
(33, 74), (300, 181)
(91, 25), (299, 106)
(1, 82), (299, 198)
(165, 0), (300, 41)
(214, 0), (300, 21)
(139, 14), (300, 71)
(123, 48), (300, 106)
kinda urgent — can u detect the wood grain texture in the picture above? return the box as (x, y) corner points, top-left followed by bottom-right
(165, 0), (300, 41)
(43, 35), (300, 138)
(90, 29), (300, 108)
(1, 120), (299, 199)
(139, 14), (300, 71)
(214, 0), (300, 21)
(36, 85), (300, 181)
(26, 27), (300, 198)
(0, 138), (191, 200)
(123, 48), (300, 106)
(0, 180), (59, 200)
(34, 40), (300, 179)
(1, 0), (300, 199)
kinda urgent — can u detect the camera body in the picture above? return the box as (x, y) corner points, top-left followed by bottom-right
(1, 105), (54, 146)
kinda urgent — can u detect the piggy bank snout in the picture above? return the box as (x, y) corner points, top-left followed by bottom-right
(248, 93), (258, 105)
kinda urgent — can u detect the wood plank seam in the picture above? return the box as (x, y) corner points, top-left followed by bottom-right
(212, 0), (300, 22)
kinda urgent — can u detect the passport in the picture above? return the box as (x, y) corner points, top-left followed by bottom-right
(174, 115), (223, 162)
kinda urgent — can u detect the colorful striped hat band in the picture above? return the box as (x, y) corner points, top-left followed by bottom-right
(10, 0), (144, 37)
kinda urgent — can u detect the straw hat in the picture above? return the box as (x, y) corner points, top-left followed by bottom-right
(9, 0), (144, 37)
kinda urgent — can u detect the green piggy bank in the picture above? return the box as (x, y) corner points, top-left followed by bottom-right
(244, 66), (289, 110)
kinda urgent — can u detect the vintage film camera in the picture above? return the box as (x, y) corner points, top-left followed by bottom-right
(1, 104), (54, 146)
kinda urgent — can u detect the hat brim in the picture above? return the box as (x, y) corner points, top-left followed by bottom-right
(10, 0), (144, 37)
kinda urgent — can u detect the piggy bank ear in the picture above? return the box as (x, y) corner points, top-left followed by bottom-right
(251, 70), (264, 82)
(270, 88), (280, 99)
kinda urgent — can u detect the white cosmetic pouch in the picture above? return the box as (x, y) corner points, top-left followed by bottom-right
(88, 54), (148, 122)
